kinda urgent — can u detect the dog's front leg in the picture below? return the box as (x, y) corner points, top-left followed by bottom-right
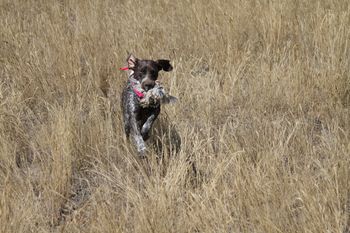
(141, 108), (160, 140)
(129, 114), (146, 157)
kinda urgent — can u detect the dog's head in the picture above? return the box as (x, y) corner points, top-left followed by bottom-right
(127, 54), (173, 91)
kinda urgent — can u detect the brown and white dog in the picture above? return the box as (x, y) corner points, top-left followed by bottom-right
(121, 54), (174, 157)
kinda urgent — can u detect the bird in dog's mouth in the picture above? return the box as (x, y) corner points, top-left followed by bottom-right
(120, 65), (177, 108)
(139, 81), (178, 108)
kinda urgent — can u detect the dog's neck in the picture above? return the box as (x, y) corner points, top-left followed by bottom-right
(127, 71), (145, 99)
(128, 71), (139, 84)
(127, 69), (134, 78)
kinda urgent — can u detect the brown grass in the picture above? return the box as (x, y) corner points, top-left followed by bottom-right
(1, 0), (350, 232)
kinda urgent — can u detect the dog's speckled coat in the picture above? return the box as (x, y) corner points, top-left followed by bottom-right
(121, 54), (173, 157)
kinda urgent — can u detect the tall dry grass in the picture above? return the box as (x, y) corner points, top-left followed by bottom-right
(1, 0), (350, 232)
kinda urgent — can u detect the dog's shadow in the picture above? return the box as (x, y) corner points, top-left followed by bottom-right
(142, 115), (200, 187)
(148, 115), (181, 158)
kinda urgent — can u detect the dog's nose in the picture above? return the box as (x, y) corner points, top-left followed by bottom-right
(142, 79), (155, 91)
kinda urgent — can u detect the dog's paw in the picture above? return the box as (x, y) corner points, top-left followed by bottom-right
(137, 146), (147, 158)
(138, 150), (147, 158)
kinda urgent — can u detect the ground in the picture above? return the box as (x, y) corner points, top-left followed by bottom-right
(0, 0), (349, 232)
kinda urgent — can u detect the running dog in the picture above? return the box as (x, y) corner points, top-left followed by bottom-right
(121, 54), (174, 157)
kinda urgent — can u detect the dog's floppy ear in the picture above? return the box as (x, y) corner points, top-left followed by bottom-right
(127, 54), (137, 69)
(157, 59), (173, 72)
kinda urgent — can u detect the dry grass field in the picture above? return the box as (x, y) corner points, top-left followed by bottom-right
(1, 0), (350, 232)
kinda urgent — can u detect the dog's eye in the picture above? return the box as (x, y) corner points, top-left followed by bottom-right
(150, 70), (157, 76)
